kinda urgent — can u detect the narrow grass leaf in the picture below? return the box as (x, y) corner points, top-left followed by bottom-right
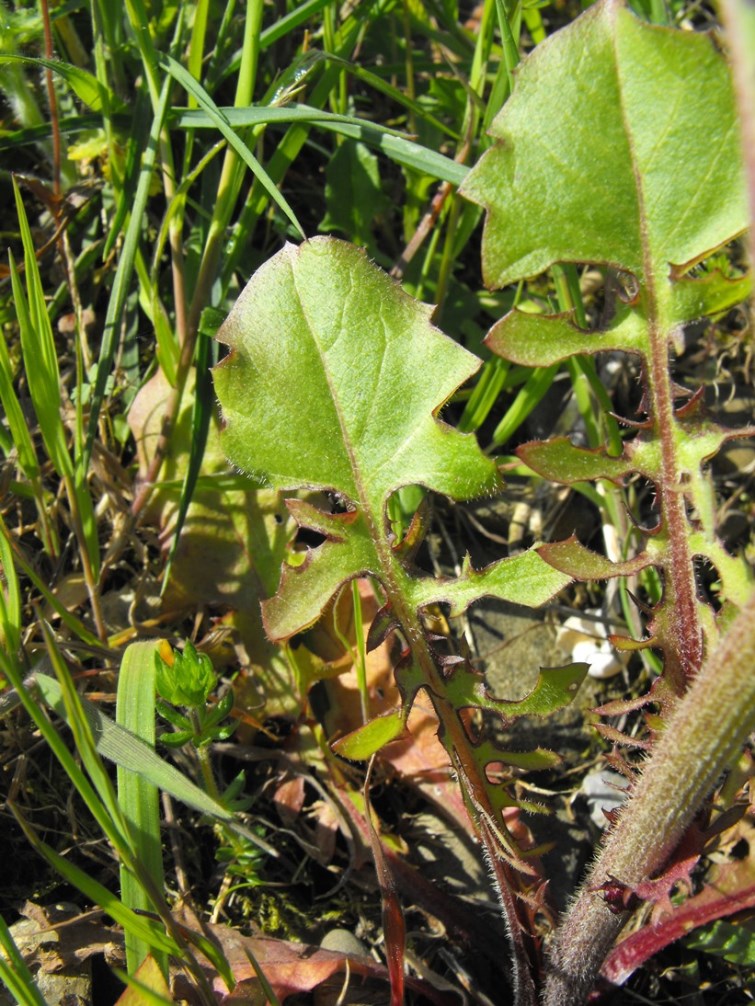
(176, 105), (468, 186)
(116, 642), (166, 977)
(7, 806), (180, 959)
(361, 132), (468, 189)
(33, 673), (279, 857)
(491, 363), (559, 446)
(0, 346), (59, 553)
(343, 62), (458, 139)
(0, 54), (112, 111)
(241, 945), (282, 1006)
(0, 328), (42, 485)
(458, 356), (510, 432)
(3, 663), (235, 991)
(160, 54), (305, 238)
(10, 188), (71, 480)
(122, 0), (164, 107)
(11, 181), (99, 573)
(3, 531), (100, 647)
(86, 73), (172, 461)
(186, 0), (211, 106)
(0, 114), (112, 153)
(0, 652), (137, 870)
(150, 292), (180, 389)
(104, 87), (151, 259)
(0, 914), (47, 1006)
(220, 22), (367, 281)
(0, 516), (21, 655)
(40, 622), (135, 850)
(259, 0), (333, 49)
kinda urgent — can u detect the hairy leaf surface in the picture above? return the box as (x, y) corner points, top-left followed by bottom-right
(214, 240), (580, 980)
(461, 0), (745, 288)
(462, 0), (752, 690)
(214, 237), (568, 643)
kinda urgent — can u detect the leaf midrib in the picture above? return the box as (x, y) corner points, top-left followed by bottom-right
(612, 6), (703, 684)
(290, 259), (389, 559)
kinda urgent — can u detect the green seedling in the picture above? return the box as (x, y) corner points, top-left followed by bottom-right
(154, 639), (268, 909)
(155, 640), (237, 751)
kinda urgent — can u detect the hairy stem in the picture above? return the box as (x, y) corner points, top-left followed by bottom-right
(385, 562), (539, 1006)
(543, 589), (755, 1005)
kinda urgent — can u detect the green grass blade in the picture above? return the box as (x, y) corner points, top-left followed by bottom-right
(351, 579), (369, 724)
(0, 113), (105, 151)
(39, 622), (135, 852)
(178, 0), (211, 179)
(0, 647), (137, 868)
(104, 87), (152, 259)
(175, 103), (387, 129)
(0, 914), (47, 1006)
(258, 0), (334, 49)
(491, 364), (560, 446)
(341, 61), (459, 139)
(32, 672), (279, 858)
(116, 641), (167, 978)
(186, 0), (211, 108)
(0, 326), (58, 556)
(176, 104), (469, 185)
(236, 0), (263, 109)
(91, 0), (127, 96)
(458, 355), (511, 433)
(11, 182), (100, 577)
(183, 0), (263, 356)
(86, 72), (172, 462)
(0, 517), (21, 656)
(89, 0), (127, 201)
(10, 798), (235, 995)
(220, 19), (362, 279)
(241, 944), (282, 1006)
(148, 139), (225, 303)
(122, 0), (165, 107)
(0, 328), (41, 485)
(1, 659), (234, 993)
(494, 0), (520, 96)
(159, 54), (305, 239)
(0, 54), (113, 111)
(152, 293), (181, 389)
(10, 190), (71, 482)
(7, 806), (181, 960)
(9, 250), (99, 572)
(2, 528), (101, 647)
(161, 327), (215, 594)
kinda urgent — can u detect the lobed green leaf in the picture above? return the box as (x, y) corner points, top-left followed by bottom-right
(215, 239), (575, 646)
(461, 0), (746, 288)
(462, 0), (752, 688)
